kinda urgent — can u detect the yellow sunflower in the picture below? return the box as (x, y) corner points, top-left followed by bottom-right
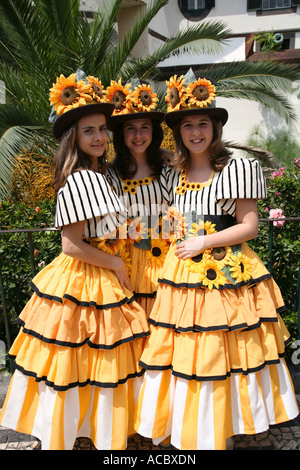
(229, 252), (253, 283)
(49, 73), (93, 115)
(147, 239), (169, 267)
(106, 79), (131, 115)
(184, 255), (203, 273)
(189, 220), (216, 237)
(165, 75), (188, 112)
(131, 84), (158, 112)
(87, 76), (107, 103)
(205, 246), (233, 269)
(186, 78), (216, 109)
(98, 237), (126, 256)
(127, 217), (148, 243)
(198, 259), (227, 290)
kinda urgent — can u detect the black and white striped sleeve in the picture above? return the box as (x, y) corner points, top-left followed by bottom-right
(215, 158), (267, 202)
(55, 170), (127, 229)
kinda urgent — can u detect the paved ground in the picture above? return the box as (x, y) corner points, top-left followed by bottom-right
(1, 369), (300, 451)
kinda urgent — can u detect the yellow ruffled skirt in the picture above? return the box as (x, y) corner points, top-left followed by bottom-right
(0, 252), (149, 450)
(134, 242), (299, 449)
(128, 240), (169, 317)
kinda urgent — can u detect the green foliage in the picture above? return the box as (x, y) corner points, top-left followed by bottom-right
(247, 126), (300, 167)
(0, 199), (60, 343)
(249, 158), (300, 345)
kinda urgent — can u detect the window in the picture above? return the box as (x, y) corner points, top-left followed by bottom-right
(186, 0), (205, 9)
(178, 0), (215, 12)
(262, 0), (291, 9)
(248, 0), (300, 9)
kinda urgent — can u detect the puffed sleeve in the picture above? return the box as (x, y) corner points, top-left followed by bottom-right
(215, 158), (267, 201)
(55, 170), (127, 229)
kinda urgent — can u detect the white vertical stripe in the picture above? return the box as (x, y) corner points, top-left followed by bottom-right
(258, 365), (276, 424)
(276, 359), (299, 419)
(230, 373), (244, 435)
(171, 377), (188, 449)
(137, 371), (163, 437)
(96, 388), (113, 450)
(38, 383), (58, 450)
(0, 370), (28, 430)
(63, 387), (80, 450)
(247, 372), (269, 434)
(197, 381), (215, 450)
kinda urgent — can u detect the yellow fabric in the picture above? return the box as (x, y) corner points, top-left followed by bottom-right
(19, 252), (149, 347)
(160, 242), (272, 289)
(141, 318), (290, 380)
(128, 244), (165, 316)
(10, 332), (146, 389)
(0, 372), (142, 450)
(134, 362), (298, 450)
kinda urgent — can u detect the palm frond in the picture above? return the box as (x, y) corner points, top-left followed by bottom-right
(0, 125), (45, 200)
(121, 20), (231, 80)
(218, 85), (298, 123)
(0, 0), (57, 86)
(201, 60), (300, 94)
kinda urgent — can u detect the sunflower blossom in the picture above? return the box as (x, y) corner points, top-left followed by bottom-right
(131, 84), (158, 112)
(186, 78), (216, 109)
(198, 259), (227, 290)
(165, 75), (188, 112)
(49, 73), (93, 115)
(147, 239), (169, 267)
(229, 252), (253, 283)
(106, 79), (131, 115)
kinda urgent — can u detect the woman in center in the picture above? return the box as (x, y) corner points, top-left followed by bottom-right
(106, 79), (171, 316)
(134, 72), (298, 450)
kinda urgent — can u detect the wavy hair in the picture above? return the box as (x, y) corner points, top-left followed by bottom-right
(171, 117), (231, 172)
(109, 120), (164, 179)
(52, 123), (107, 193)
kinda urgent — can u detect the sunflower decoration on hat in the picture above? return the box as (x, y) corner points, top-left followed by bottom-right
(107, 77), (164, 130)
(164, 68), (228, 129)
(49, 69), (114, 140)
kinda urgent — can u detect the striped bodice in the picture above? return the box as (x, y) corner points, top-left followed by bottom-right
(55, 170), (127, 238)
(167, 157), (267, 217)
(106, 165), (170, 218)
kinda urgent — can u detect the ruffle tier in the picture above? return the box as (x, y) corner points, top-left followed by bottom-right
(9, 252), (149, 390)
(140, 319), (290, 381)
(128, 244), (166, 316)
(9, 331), (146, 391)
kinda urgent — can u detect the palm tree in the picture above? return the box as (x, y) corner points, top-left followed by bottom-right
(0, 0), (299, 199)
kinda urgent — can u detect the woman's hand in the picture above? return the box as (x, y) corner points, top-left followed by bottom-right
(61, 221), (132, 292)
(175, 236), (205, 260)
(113, 257), (132, 292)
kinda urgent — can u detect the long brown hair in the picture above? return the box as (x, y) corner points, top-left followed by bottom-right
(109, 120), (164, 179)
(52, 123), (107, 193)
(171, 116), (231, 172)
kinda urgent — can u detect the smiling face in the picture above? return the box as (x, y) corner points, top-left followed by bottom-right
(180, 114), (214, 159)
(77, 113), (108, 167)
(123, 118), (153, 159)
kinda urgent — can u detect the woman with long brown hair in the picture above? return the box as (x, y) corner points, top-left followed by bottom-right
(106, 79), (172, 317)
(135, 72), (298, 450)
(0, 72), (149, 450)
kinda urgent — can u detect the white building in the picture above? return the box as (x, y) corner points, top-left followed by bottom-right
(81, 0), (300, 149)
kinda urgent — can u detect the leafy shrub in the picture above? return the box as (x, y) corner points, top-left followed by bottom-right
(249, 157), (300, 343)
(0, 200), (60, 345)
